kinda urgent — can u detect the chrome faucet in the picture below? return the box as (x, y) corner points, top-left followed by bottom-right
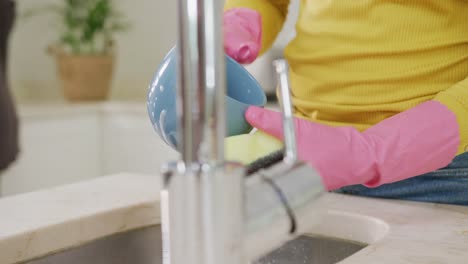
(160, 1), (325, 264)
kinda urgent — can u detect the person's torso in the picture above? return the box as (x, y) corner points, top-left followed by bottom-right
(285, 0), (468, 130)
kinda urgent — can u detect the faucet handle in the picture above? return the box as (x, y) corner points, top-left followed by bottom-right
(273, 59), (298, 165)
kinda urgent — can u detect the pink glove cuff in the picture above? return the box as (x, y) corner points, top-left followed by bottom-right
(223, 8), (262, 64)
(362, 100), (459, 187)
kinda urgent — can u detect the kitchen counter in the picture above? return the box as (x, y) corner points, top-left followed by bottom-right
(0, 173), (467, 263)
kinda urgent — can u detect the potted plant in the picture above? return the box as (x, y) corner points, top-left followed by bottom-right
(24, 0), (130, 101)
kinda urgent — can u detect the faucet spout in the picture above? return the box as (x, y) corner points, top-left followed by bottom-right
(165, 1), (244, 264)
(176, 0), (225, 165)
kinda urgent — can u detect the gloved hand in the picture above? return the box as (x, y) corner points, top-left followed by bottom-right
(223, 8), (262, 64)
(245, 101), (460, 191)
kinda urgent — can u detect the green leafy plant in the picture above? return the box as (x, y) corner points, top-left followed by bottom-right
(23, 0), (130, 54)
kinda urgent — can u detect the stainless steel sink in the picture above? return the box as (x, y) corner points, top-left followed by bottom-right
(254, 235), (366, 264)
(26, 225), (366, 264)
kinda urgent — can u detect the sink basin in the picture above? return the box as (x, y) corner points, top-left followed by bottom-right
(255, 235), (366, 264)
(26, 225), (366, 264)
(26, 226), (163, 264)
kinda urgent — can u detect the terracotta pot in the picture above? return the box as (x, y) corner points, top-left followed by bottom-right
(49, 46), (114, 101)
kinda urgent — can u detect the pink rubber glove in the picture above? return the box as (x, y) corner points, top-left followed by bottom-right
(223, 8), (262, 64)
(246, 101), (460, 191)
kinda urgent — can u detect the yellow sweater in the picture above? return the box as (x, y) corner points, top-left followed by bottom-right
(225, 0), (468, 155)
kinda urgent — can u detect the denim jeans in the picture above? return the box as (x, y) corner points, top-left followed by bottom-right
(336, 152), (468, 206)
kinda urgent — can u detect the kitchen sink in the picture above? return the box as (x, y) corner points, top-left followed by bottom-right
(26, 225), (366, 264)
(254, 235), (366, 264)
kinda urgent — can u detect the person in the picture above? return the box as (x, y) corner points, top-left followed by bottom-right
(223, 0), (468, 205)
(0, 0), (19, 175)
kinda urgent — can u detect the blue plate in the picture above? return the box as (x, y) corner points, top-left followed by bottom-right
(147, 46), (267, 149)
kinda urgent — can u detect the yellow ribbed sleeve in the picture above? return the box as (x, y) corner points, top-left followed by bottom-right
(224, 0), (290, 55)
(435, 78), (468, 155)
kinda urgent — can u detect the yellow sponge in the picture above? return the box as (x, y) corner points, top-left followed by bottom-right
(225, 130), (283, 165)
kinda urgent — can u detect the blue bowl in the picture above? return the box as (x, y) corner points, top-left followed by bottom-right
(147, 47), (267, 149)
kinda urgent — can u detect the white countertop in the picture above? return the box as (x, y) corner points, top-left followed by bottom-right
(0, 173), (467, 264)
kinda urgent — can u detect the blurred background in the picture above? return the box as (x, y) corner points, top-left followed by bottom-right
(1, 0), (298, 196)
(11, 0), (178, 101)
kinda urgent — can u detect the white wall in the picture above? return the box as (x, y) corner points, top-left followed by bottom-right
(9, 0), (178, 102)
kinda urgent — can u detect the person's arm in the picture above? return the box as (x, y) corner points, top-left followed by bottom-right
(245, 87), (465, 190)
(224, 0), (290, 63)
